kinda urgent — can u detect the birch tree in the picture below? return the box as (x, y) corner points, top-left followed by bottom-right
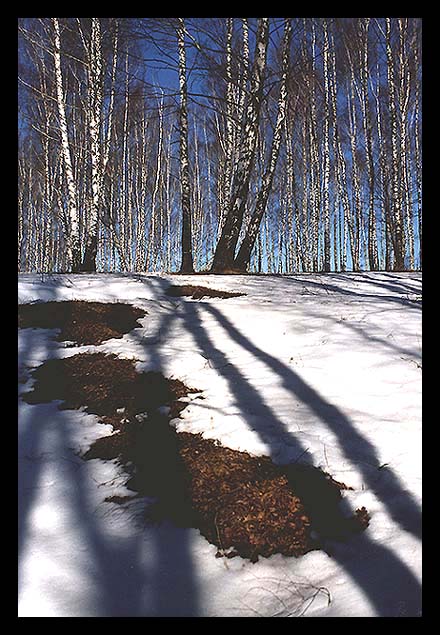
(398, 18), (414, 269)
(177, 18), (194, 273)
(211, 17), (269, 272)
(309, 21), (321, 272)
(386, 17), (404, 270)
(52, 17), (82, 271)
(413, 28), (422, 269)
(329, 25), (351, 271)
(234, 18), (292, 272)
(359, 18), (378, 270)
(82, 17), (103, 271)
(322, 19), (331, 272)
(220, 18), (235, 230)
(18, 17), (422, 275)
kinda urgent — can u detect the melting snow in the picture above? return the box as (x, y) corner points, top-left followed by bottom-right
(18, 272), (422, 617)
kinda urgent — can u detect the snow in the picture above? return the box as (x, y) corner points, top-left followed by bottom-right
(18, 272), (422, 617)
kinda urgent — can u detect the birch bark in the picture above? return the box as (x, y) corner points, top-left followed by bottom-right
(211, 17), (269, 272)
(234, 19), (292, 272)
(386, 18), (404, 270)
(413, 34), (422, 269)
(310, 22), (320, 272)
(360, 18), (379, 270)
(329, 28), (351, 271)
(398, 18), (414, 269)
(347, 76), (361, 271)
(322, 19), (331, 272)
(177, 18), (194, 273)
(82, 17), (103, 271)
(52, 17), (81, 271)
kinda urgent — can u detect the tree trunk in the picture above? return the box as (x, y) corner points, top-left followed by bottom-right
(360, 19), (378, 270)
(329, 27), (351, 272)
(386, 18), (405, 270)
(413, 34), (422, 269)
(234, 19), (292, 272)
(221, 18), (235, 228)
(322, 19), (331, 272)
(177, 18), (194, 273)
(52, 17), (82, 272)
(398, 18), (414, 270)
(211, 18), (269, 272)
(82, 17), (103, 272)
(347, 77), (361, 271)
(309, 22), (321, 272)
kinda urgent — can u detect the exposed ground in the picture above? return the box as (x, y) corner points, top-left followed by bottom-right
(21, 301), (369, 563)
(165, 284), (246, 300)
(18, 272), (421, 617)
(18, 300), (146, 345)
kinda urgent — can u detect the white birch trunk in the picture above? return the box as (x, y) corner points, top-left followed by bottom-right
(177, 18), (194, 272)
(211, 17), (269, 272)
(121, 48), (130, 270)
(234, 19), (291, 271)
(329, 29), (351, 272)
(310, 22), (321, 272)
(103, 20), (119, 175)
(83, 17), (103, 271)
(52, 17), (81, 271)
(322, 20), (331, 272)
(221, 18), (235, 224)
(347, 76), (361, 270)
(360, 18), (379, 270)
(413, 36), (422, 269)
(398, 18), (414, 269)
(165, 130), (173, 271)
(386, 18), (404, 269)
(238, 18), (250, 131)
(300, 116), (311, 271)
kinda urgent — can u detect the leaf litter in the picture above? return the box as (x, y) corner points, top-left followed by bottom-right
(21, 299), (369, 563)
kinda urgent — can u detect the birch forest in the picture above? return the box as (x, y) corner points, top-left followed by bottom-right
(18, 17), (422, 274)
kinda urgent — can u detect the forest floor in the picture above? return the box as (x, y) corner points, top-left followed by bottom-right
(18, 272), (422, 617)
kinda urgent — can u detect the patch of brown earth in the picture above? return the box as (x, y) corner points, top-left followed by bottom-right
(176, 434), (369, 560)
(22, 352), (195, 420)
(165, 285), (245, 300)
(22, 351), (369, 562)
(18, 300), (146, 345)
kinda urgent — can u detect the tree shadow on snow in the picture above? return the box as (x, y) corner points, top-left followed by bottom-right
(18, 278), (200, 617)
(282, 274), (422, 310)
(177, 299), (421, 617)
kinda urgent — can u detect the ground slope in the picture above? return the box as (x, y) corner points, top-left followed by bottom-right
(18, 272), (422, 617)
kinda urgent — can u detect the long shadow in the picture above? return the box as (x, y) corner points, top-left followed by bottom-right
(129, 302), (180, 371)
(310, 271), (422, 297)
(282, 275), (422, 311)
(357, 273), (422, 297)
(18, 281), (62, 565)
(56, 416), (147, 616)
(178, 300), (421, 616)
(18, 316), (146, 614)
(331, 531), (422, 617)
(202, 303), (422, 541)
(299, 302), (422, 362)
(18, 276), (200, 616)
(132, 276), (201, 616)
(18, 389), (50, 566)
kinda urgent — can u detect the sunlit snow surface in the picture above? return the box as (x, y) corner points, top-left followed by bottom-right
(18, 272), (422, 617)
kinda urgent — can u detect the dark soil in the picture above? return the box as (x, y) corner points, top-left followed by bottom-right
(165, 285), (245, 300)
(22, 352), (194, 420)
(18, 300), (146, 345)
(176, 434), (369, 559)
(22, 350), (370, 562)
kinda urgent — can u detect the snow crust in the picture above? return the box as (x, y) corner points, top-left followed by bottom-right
(18, 272), (422, 617)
